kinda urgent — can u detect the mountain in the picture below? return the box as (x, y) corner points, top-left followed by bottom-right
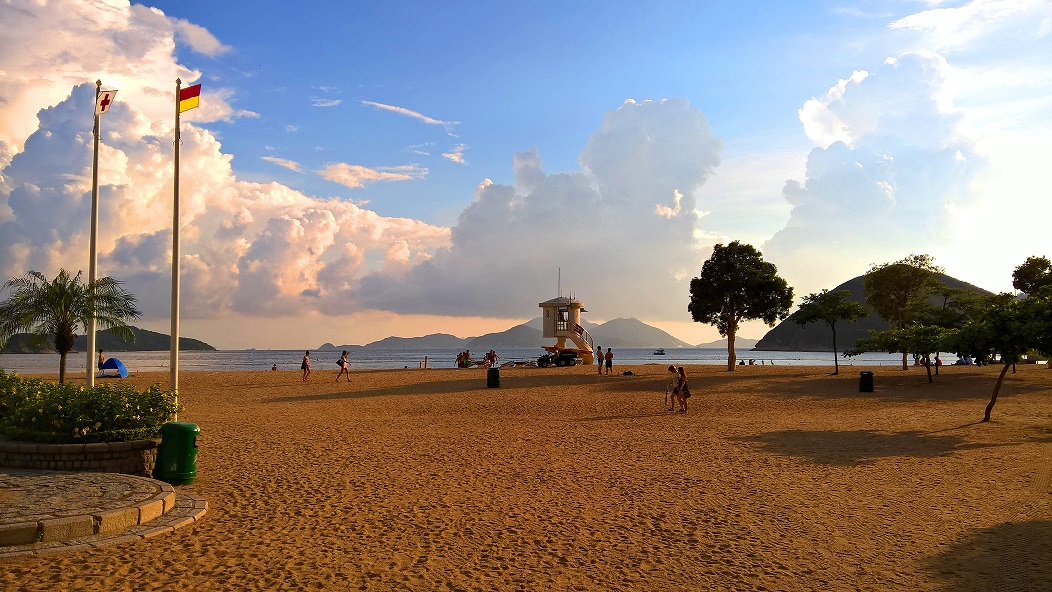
(589, 318), (693, 348)
(696, 337), (759, 349)
(753, 273), (994, 351)
(1, 326), (216, 353)
(320, 317), (692, 350)
(467, 324), (543, 349)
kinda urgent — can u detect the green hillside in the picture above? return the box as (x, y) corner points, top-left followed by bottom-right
(1, 326), (215, 353)
(754, 273), (994, 351)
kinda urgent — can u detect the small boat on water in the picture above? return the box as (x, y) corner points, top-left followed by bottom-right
(653, 349), (665, 355)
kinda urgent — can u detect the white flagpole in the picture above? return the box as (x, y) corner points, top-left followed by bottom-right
(86, 80), (102, 388)
(171, 79), (181, 410)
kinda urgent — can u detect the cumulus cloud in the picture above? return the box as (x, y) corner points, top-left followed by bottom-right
(0, 0), (453, 323)
(170, 17), (231, 56)
(355, 99), (723, 319)
(317, 163), (428, 189)
(763, 51), (987, 292)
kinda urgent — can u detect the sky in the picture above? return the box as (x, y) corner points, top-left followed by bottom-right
(0, 0), (1049, 349)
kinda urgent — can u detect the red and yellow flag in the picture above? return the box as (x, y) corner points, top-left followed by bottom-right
(179, 84), (201, 112)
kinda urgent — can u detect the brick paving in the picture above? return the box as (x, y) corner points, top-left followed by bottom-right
(0, 470), (207, 558)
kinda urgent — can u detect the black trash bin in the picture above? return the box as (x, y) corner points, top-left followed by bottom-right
(859, 370), (874, 393)
(487, 367), (500, 388)
(152, 421), (199, 485)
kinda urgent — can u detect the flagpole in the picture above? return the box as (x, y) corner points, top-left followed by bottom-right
(171, 78), (181, 409)
(86, 80), (102, 389)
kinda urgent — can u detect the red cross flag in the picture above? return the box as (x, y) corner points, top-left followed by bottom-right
(95, 89), (118, 115)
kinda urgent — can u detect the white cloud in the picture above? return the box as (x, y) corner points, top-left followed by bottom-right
(311, 98), (342, 107)
(317, 163), (428, 189)
(442, 143), (467, 164)
(355, 98), (723, 319)
(261, 156), (302, 172)
(361, 100), (460, 134)
(764, 51), (987, 294)
(170, 17), (231, 56)
(0, 3), (453, 323)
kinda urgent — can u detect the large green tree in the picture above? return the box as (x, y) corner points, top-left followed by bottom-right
(952, 287), (1052, 421)
(792, 289), (869, 375)
(0, 270), (141, 383)
(862, 254), (945, 370)
(688, 241), (793, 371)
(1012, 256), (1052, 296)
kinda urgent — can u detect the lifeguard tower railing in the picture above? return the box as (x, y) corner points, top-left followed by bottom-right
(556, 320), (594, 352)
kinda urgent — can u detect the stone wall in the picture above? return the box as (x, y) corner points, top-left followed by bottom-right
(0, 440), (158, 476)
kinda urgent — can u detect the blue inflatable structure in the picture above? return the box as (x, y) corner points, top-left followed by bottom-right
(99, 357), (128, 378)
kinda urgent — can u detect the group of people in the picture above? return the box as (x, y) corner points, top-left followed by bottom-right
(455, 349), (500, 368)
(298, 350), (351, 381)
(666, 365), (690, 414)
(594, 346), (614, 374)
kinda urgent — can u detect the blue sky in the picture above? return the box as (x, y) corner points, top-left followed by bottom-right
(0, 0), (1049, 348)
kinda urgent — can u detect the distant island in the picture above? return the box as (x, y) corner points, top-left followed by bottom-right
(318, 317), (761, 352)
(1, 326), (216, 353)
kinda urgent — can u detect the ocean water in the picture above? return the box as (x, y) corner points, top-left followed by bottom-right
(0, 347), (924, 374)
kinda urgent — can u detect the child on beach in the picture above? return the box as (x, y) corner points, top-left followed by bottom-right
(336, 350), (350, 382)
(301, 351), (311, 380)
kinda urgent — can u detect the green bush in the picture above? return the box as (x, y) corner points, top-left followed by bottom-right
(0, 369), (181, 443)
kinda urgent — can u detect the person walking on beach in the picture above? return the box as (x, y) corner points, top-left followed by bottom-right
(97, 349), (105, 377)
(604, 348), (613, 375)
(336, 350), (350, 382)
(674, 366), (690, 414)
(666, 365), (679, 411)
(595, 345), (603, 374)
(301, 350), (311, 380)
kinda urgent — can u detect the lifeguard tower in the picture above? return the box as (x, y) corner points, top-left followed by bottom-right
(538, 296), (595, 366)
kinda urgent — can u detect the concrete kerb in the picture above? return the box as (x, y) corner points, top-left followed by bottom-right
(0, 471), (208, 559)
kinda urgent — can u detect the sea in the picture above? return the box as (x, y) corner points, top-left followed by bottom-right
(0, 348), (932, 374)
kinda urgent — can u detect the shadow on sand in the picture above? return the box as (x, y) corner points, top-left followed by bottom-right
(925, 520), (1052, 591)
(731, 427), (1019, 466)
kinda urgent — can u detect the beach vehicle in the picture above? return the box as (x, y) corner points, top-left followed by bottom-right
(537, 295), (596, 368)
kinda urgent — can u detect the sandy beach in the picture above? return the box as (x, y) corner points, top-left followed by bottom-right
(2, 363), (1051, 591)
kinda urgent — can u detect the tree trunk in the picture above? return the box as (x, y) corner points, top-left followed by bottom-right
(901, 352), (908, 371)
(983, 362), (1012, 422)
(726, 322), (737, 371)
(831, 324), (839, 376)
(58, 351), (67, 384)
(923, 354), (933, 383)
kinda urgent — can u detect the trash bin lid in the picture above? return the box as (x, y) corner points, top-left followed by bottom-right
(161, 421), (200, 434)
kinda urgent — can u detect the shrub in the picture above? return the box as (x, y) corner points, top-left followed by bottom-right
(0, 369), (181, 443)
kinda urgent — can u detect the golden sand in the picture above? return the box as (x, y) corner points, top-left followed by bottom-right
(3, 363), (1052, 590)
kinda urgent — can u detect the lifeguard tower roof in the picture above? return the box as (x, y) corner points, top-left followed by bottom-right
(538, 296), (586, 310)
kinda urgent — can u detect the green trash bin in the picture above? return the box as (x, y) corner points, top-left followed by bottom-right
(153, 421), (199, 485)
(487, 367), (500, 388)
(859, 370), (874, 393)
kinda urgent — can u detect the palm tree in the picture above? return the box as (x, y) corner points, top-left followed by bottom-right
(0, 269), (141, 383)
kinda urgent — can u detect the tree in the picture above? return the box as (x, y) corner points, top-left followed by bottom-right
(688, 241), (793, 371)
(0, 270), (141, 383)
(792, 290), (868, 375)
(1012, 256), (1052, 296)
(862, 254), (944, 370)
(850, 323), (951, 383)
(952, 287), (1052, 421)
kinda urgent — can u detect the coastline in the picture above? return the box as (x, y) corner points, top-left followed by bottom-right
(4, 364), (1051, 590)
